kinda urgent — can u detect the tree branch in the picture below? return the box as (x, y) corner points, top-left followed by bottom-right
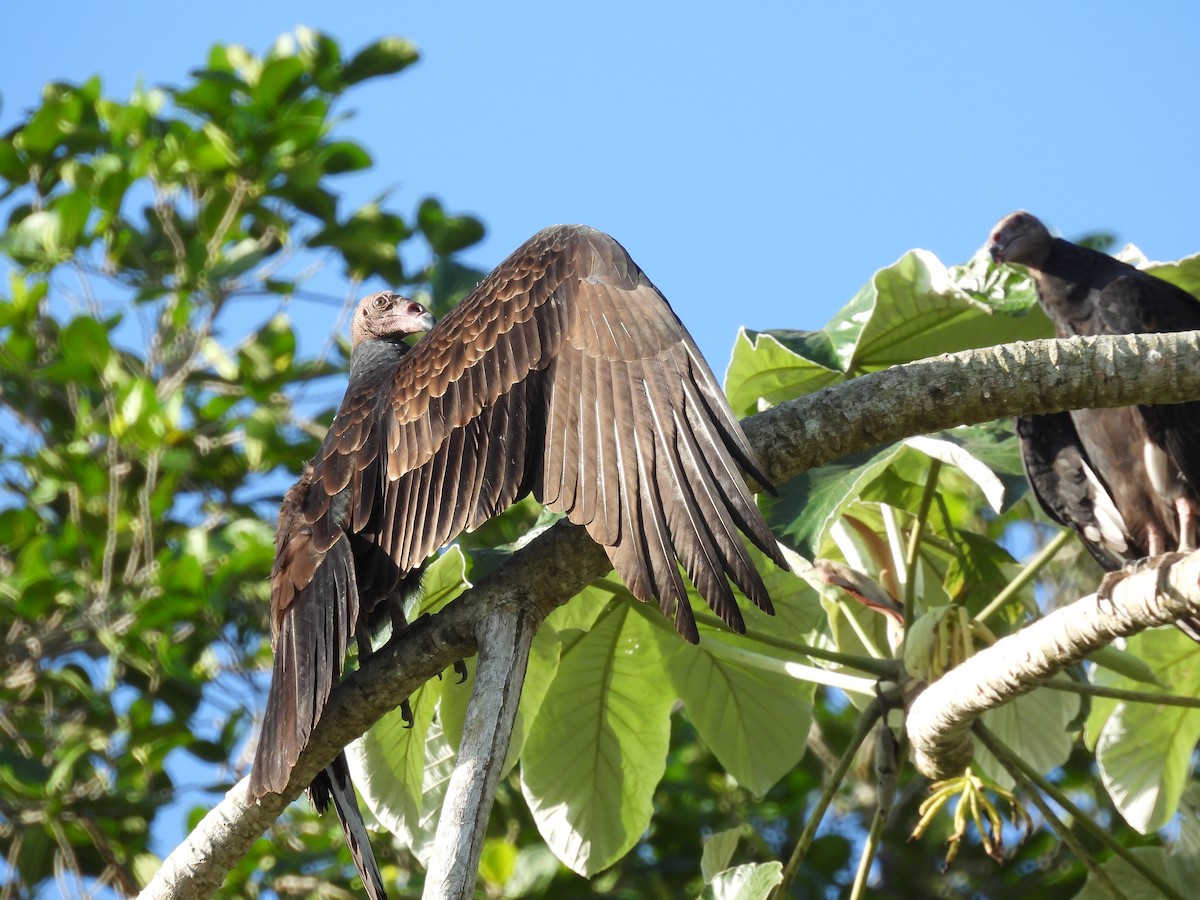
(907, 551), (1200, 779)
(140, 330), (1200, 899)
(424, 604), (536, 899)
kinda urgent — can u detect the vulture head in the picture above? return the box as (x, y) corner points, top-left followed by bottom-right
(351, 292), (437, 346)
(987, 210), (1053, 268)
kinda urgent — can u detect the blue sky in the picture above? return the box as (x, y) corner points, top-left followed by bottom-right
(4, 0), (1200, 864)
(4, 2), (1199, 369)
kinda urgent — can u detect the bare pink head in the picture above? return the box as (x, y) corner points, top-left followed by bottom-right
(350, 292), (436, 347)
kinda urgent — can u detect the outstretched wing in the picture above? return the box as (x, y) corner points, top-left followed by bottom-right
(251, 225), (784, 802)
(363, 224), (784, 640)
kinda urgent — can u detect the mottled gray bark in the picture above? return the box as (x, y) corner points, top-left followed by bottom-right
(423, 604), (535, 900)
(139, 330), (1200, 900)
(907, 551), (1200, 779)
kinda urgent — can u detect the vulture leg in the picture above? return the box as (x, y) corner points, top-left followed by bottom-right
(1175, 496), (1197, 552)
(1145, 525), (1167, 558)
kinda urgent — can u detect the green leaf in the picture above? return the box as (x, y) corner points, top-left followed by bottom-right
(1147, 251), (1200, 299)
(520, 604), (675, 876)
(478, 838), (519, 889)
(725, 249), (1053, 418)
(406, 546), (471, 622)
(0, 211), (64, 266)
(765, 444), (906, 559)
(724, 329), (843, 418)
(346, 679), (444, 846)
(399, 717), (461, 866)
(972, 687), (1080, 790)
(666, 545), (822, 794)
(903, 435), (1006, 514)
(438, 616), (561, 774)
(190, 122), (240, 171)
(341, 37), (420, 86)
(416, 196), (485, 256)
(699, 861), (784, 900)
(253, 55), (307, 106)
(319, 141), (372, 175)
(1086, 645), (1164, 687)
(1074, 846), (1194, 900)
(833, 249), (1052, 373)
(1087, 628), (1200, 832)
(670, 638), (815, 797)
(0, 139), (28, 183)
(701, 826), (748, 884)
(58, 315), (113, 371)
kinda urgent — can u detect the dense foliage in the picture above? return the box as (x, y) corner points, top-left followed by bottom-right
(2, 29), (1198, 900)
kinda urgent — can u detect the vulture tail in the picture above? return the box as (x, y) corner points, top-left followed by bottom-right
(310, 752), (388, 900)
(251, 531), (359, 797)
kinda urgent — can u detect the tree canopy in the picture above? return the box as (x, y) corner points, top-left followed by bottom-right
(3, 29), (1200, 900)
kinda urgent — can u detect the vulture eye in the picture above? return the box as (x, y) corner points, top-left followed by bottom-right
(373, 294), (391, 310)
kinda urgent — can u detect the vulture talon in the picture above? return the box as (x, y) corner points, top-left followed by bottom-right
(251, 226), (788, 893)
(454, 659), (468, 684)
(401, 698), (414, 729)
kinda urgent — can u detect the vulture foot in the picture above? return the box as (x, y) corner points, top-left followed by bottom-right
(1096, 552), (1193, 631)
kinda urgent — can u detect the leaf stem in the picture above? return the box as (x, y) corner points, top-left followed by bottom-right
(693, 611), (900, 678)
(973, 723), (1185, 900)
(904, 460), (942, 632)
(975, 529), (1072, 625)
(772, 699), (882, 899)
(1040, 677), (1200, 709)
(849, 803), (886, 900)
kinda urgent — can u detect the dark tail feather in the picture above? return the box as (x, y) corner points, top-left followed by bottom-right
(310, 752), (388, 900)
(1177, 617), (1200, 645)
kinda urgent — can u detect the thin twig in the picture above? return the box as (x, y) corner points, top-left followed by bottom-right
(975, 724), (1184, 900)
(904, 460), (942, 632)
(772, 700), (882, 899)
(976, 530), (1072, 625)
(1040, 677), (1200, 709)
(692, 611), (899, 678)
(849, 803), (886, 900)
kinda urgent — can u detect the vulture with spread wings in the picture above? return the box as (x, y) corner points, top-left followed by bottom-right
(250, 225), (785, 897)
(989, 211), (1200, 638)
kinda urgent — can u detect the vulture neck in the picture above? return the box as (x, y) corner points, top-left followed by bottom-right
(348, 337), (411, 388)
(1034, 238), (1120, 324)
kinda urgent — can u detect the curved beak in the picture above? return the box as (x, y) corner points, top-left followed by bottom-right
(414, 309), (437, 334)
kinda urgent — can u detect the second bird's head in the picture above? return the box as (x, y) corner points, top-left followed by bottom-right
(351, 292), (437, 346)
(987, 210), (1052, 268)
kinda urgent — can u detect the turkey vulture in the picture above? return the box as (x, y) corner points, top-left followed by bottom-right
(254, 292), (437, 900)
(250, 225), (786, 895)
(989, 211), (1200, 636)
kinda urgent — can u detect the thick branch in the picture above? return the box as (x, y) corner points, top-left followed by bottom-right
(747, 330), (1200, 485)
(424, 605), (535, 899)
(141, 330), (1200, 899)
(907, 551), (1200, 779)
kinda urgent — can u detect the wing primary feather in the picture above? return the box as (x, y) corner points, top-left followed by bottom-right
(642, 362), (743, 631)
(683, 341), (778, 492)
(628, 366), (693, 636)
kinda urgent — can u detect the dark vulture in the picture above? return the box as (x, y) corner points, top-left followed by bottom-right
(250, 225), (786, 897)
(988, 210), (1200, 638)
